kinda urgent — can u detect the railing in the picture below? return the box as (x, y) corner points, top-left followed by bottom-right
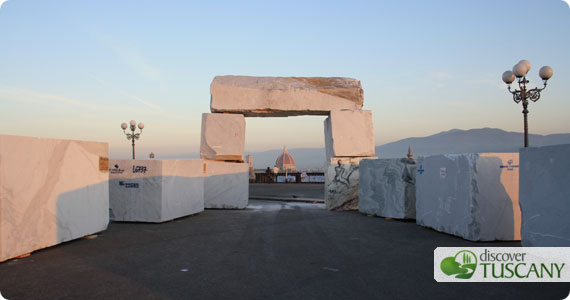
(253, 172), (325, 183)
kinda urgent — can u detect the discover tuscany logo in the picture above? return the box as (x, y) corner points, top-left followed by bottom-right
(440, 250), (477, 279)
(434, 247), (570, 282)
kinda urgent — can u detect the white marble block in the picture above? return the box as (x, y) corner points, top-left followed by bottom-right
(415, 153), (521, 241)
(210, 76), (363, 117)
(203, 160), (249, 209)
(109, 159), (204, 223)
(324, 110), (374, 160)
(359, 158), (417, 219)
(0, 135), (109, 262)
(325, 157), (375, 211)
(200, 113), (245, 161)
(519, 144), (570, 246)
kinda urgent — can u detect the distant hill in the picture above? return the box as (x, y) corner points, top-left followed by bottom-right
(376, 128), (570, 158)
(156, 128), (570, 169)
(248, 128), (570, 169)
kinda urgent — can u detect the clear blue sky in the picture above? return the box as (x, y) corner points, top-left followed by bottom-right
(1, 0), (569, 159)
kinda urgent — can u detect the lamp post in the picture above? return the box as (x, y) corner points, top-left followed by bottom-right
(502, 60), (553, 147)
(121, 120), (144, 159)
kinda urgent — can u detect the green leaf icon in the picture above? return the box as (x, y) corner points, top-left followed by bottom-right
(440, 250), (477, 279)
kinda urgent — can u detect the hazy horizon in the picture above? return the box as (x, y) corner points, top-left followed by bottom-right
(111, 127), (570, 166)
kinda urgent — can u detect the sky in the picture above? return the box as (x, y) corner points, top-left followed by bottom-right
(0, 0), (569, 159)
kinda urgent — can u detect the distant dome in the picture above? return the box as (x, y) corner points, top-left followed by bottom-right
(275, 146), (296, 172)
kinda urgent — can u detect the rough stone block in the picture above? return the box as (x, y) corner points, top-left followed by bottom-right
(358, 158), (417, 219)
(0, 135), (109, 262)
(200, 113), (245, 161)
(109, 159), (204, 223)
(210, 76), (363, 117)
(325, 157), (376, 211)
(415, 153), (521, 241)
(324, 110), (374, 160)
(520, 144), (570, 246)
(204, 160), (249, 209)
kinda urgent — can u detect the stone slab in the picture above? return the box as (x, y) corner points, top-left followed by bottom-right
(324, 110), (374, 161)
(415, 153), (521, 241)
(109, 159), (204, 223)
(203, 160), (249, 209)
(200, 113), (245, 161)
(0, 135), (109, 262)
(358, 158), (417, 219)
(520, 144), (570, 246)
(325, 156), (376, 211)
(210, 76), (363, 117)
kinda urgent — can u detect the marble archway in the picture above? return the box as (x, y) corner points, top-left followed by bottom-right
(200, 76), (375, 211)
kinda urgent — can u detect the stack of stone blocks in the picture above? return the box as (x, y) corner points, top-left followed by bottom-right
(207, 75), (375, 211)
(324, 110), (376, 211)
(199, 112), (249, 209)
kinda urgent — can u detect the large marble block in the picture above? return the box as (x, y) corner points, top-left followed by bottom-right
(203, 160), (249, 209)
(109, 159), (204, 223)
(359, 158), (417, 219)
(200, 113), (245, 161)
(520, 144), (570, 246)
(325, 157), (375, 211)
(0, 135), (109, 262)
(210, 76), (363, 117)
(324, 110), (374, 160)
(415, 153), (521, 241)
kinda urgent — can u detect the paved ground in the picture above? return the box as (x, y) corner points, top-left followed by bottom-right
(1, 187), (569, 299)
(249, 183), (324, 199)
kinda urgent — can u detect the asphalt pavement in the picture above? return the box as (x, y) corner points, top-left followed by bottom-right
(249, 183), (324, 199)
(1, 185), (569, 299)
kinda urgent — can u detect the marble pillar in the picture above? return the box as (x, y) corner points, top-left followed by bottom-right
(200, 113), (245, 161)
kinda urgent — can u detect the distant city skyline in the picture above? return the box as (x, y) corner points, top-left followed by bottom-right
(1, 1), (569, 159)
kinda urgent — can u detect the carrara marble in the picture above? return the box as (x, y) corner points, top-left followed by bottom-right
(519, 144), (570, 246)
(0, 135), (109, 262)
(109, 159), (204, 222)
(415, 153), (521, 241)
(358, 158), (417, 219)
(203, 160), (249, 209)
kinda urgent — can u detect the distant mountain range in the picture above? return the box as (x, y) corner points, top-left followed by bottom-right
(247, 128), (570, 169)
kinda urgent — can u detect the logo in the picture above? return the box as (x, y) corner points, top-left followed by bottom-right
(440, 250), (477, 279)
(435, 247), (570, 282)
(132, 165), (147, 174)
(109, 164), (124, 174)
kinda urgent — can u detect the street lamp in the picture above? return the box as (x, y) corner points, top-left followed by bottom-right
(121, 120), (144, 159)
(502, 60), (553, 147)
